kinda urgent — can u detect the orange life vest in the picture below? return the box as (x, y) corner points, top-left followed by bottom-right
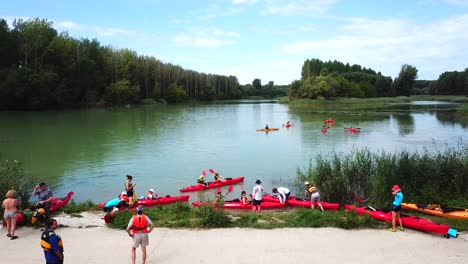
(131, 214), (148, 234)
(308, 186), (317, 194)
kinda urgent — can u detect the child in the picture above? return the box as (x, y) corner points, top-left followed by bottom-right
(241, 191), (250, 205)
(213, 189), (224, 206)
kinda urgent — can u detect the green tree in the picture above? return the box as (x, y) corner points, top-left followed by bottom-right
(394, 64), (418, 96)
(252, 78), (262, 90)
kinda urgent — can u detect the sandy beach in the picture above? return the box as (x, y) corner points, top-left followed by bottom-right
(1, 211), (467, 264)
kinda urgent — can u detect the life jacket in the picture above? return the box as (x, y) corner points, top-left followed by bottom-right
(131, 214), (148, 234)
(307, 186), (317, 194)
(41, 230), (63, 251)
(197, 178), (205, 185)
(241, 195), (250, 204)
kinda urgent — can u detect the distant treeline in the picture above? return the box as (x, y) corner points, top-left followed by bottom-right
(0, 18), (285, 110)
(290, 59), (468, 99)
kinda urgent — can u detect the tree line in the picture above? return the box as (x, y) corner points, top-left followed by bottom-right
(0, 18), (287, 110)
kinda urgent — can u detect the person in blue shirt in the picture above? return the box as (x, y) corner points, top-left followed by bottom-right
(41, 218), (64, 264)
(389, 185), (404, 232)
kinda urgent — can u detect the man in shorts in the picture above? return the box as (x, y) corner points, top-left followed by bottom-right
(126, 205), (154, 264)
(252, 179), (263, 214)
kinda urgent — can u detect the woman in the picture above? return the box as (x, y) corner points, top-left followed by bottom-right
(389, 185), (404, 232)
(2, 190), (21, 240)
(125, 175), (135, 206)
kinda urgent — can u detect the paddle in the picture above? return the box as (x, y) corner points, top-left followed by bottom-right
(225, 185), (234, 196)
(209, 169), (215, 174)
(354, 195), (376, 211)
(202, 170), (206, 176)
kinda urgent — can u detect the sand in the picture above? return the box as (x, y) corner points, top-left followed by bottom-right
(1, 211), (467, 264)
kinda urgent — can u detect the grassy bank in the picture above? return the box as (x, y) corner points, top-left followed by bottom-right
(279, 95), (468, 112)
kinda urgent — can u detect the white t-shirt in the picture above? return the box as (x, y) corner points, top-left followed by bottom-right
(276, 187), (290, 203)
(252, 184), (263, 200)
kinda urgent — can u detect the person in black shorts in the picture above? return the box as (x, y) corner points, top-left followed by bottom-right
(125, 175), (135, 206)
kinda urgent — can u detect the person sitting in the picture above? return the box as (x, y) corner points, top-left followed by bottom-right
(265, 124), (269, 129)
(240, 191), (250, 205)
(214, 173), (225, 182)
(146, 189), (158, 200)
(213, 189), (224, 206)
(197, 175), (207, 186)
(272, 187), (290, 204)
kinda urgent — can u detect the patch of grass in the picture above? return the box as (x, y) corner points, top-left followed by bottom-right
(61, 200), (98, 214)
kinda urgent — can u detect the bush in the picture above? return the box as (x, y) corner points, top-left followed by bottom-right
(61, 199), (97, 214)
(0, 160), (35, 208)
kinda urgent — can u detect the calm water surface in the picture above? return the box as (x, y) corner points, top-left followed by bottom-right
(0, 101), (466, 202)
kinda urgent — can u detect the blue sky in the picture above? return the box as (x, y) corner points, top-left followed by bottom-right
(3, 0), (468, 84)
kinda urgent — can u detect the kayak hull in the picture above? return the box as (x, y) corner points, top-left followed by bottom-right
(192, 201), (286, 209)
(180, 176), (245, 192)
(256, 128), (279, 132)
(97, 195), (190, 208)
(401, 203), (468, 220)
(345, 205), (451, 235)
(262, 195), (340, 210)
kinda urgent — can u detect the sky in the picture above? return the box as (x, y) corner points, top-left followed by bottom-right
(2, 0), (468, 85)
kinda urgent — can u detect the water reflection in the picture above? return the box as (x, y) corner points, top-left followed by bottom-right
(392, 113), (415, 136)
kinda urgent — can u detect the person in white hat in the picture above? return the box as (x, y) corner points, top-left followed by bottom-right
(146, 189), (157, 200)
(127, 205), (154, 264)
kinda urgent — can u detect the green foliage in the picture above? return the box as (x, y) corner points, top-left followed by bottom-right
(298, 147), (468, 209)
(192, 205), (231, 228)
(394, 64), (418, 96)
(252, 78), (262, 90)
(61, 199), (97, 214)
(0, 160), (35, 208)
(165, 83), (188, 103)
(430, 69), (468, 95)
(105, 80), (140, 106)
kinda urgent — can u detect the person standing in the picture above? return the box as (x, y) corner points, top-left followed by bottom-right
(41, 218), (64, 264)
(32, 182), (54, 220)
(272, 187), (290, 204)
(252, 180), (263, 214)
(303, 182), (324, 211)
(127, 205), (154, 264)
(389, 185), (404, 232)
(125, 175), (136, 207)
(2, 190), (21, 240)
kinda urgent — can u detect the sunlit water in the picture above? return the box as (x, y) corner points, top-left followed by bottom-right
(0, 101), (466, 203)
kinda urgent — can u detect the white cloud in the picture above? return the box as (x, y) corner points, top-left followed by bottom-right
(232, 0), (260, 4)
(56, 20), (134, 37)
(446, 0), (468, 5)
(173, 28), (240, 48)
(282, 15), (468, 79)
(260, 0), (337, 16)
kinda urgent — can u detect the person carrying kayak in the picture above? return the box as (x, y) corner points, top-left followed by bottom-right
(125, 175), (136, 207)
(303, 182), (324, 211)
(389, 185), (404, 232)
(272, 187), (290, 204)
(240, 191), (250, 205)
(197, 175), (207, 186)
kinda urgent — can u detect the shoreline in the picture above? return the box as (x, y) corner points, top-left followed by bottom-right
(1, 211), (467, 264)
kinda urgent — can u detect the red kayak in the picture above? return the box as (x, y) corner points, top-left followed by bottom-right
(97, 194), (190, 208)
(192, 201), (286, 209)
(324, 119), (336, 124)
(262, 195), (340, 210)
(345, 205), (451, 235)
(5, 192), (75, 226)
(180, 176), (245, 192)
(344, 127), (360, 133)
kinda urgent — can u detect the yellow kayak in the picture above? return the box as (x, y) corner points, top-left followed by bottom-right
(256, 128), (279, 132)
(401, 203), (468, 220)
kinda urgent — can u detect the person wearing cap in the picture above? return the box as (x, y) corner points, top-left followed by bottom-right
(32, 182), (54, 221)
(127, 205), (154, 264)
(252, 180), (263, 214)
(389, 185), (404, 232)
(303, 182), (324, 211)
(125, 175), (136, 206)
(146, 189), (158, 200)
(197, 175), (207, 186)
(213, 189), (224, 207)
(272, 187), (290, 204)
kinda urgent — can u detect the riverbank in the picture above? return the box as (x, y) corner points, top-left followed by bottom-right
(2, 223), (467, 264)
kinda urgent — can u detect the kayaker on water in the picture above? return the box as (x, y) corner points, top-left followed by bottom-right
(303, 182), (324, 211)
(197, 175), (207, 186)
(389, 185), (404, 232)
(125, 175), (136, 207)
(272, 187), (290, 204)
(240, 191), (250, 205)
(265, 124), (269, 129)
(214, 172), (225, 182)
(252, 180), (263, 214)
